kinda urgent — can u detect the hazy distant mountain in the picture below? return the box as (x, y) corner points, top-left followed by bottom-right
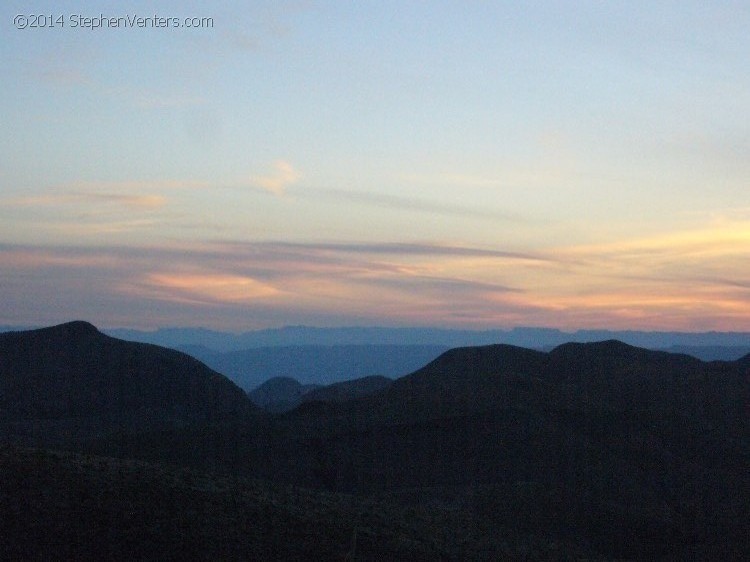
(660, 344), (750, 361)
(0, 324), (37, 333)
(0, 321), (255, 445)
(248, 377), (322, 412)
(6, 322), (747, 360)
(102, 324), (750, 356)
(182, 344), (447, 390)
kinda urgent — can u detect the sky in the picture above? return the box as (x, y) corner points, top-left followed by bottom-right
(2, 1), (749, 331)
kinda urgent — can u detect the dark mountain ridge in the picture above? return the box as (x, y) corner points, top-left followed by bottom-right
(97, 338), (748, 558)
(248, 376), (322, 412)
(301, 375), (392, 405)
(249, 375), (393, 413)
(2, 322), (747, 558)
(0, 321), (255, 445)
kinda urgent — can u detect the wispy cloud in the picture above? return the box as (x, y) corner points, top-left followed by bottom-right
(134, 273), (280, 305)
(0, 240), (537, 328)
(251, 160), (301, 195)
(75, 192), (167, 209)
(0, 178), (221, 212)
(2, 192), (167, 210)
(49, 219), (164, 236)
(0, 182), (178, 239)
(401, 133), (580, 192)
(560, 222), (750, 270)
(68, 179), (212, 192)
(221, 240), (552, 262)
(301, 188), (527, 222)
(3, 219), (750, 331)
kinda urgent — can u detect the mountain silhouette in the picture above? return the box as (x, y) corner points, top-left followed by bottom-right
(249, 375), (392, 412)
(136, 339), (745, 558)
(300, 375), (392, 405)
(0, 321), (255, 445)
(248, 376), (322, 412)
(3, 324), (747, 558)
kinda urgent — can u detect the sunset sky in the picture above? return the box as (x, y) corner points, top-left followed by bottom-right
(2, 1), (749, 331)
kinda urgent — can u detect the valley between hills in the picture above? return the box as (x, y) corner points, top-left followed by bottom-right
(1, 321), (748, 560)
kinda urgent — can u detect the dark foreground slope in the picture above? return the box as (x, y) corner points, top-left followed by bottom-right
(0, 445), (583, 561)
(0, 321), (255, 445)
(3, 323), (747, 559)
(97, 341), (749, 559)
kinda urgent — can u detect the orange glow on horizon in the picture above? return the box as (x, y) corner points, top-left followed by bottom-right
(146, 273), (280, 303)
